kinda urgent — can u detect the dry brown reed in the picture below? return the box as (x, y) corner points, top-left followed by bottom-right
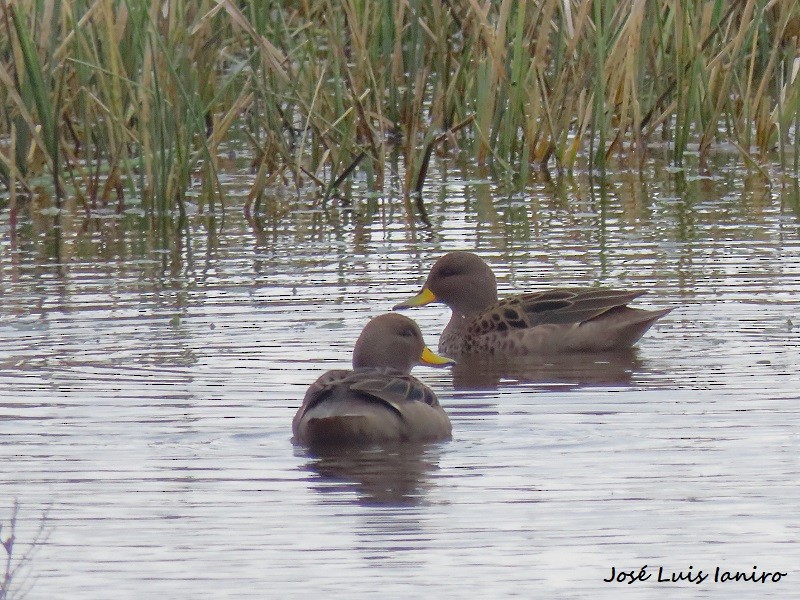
(0, 0), (798, 218)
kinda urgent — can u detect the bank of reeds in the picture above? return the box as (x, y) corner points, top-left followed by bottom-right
(1, 0), (799, 219)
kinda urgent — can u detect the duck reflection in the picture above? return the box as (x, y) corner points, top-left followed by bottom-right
(450, 349), (643, 390)
(301, 442), (443, 506)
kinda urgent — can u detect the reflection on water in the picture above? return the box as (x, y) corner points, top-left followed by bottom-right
(450, 350), (644, 390)
(300, 443), (444, 506)
(2, 153), (799, 598)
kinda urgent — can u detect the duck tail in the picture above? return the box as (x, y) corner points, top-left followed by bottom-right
(604, 306), (673, 347)
(297, 415), (390, 446)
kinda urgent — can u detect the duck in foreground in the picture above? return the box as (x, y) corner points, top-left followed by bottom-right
(394, 251), (672, 356)
(292, 313), (454, 447)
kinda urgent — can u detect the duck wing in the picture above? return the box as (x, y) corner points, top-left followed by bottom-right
(349, 370), (440, 409)
(468, 288), (648, 334)
(294, 369), (356, 425)
(295, 368), (438, 425)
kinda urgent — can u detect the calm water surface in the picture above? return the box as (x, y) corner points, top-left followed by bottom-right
(1, 157), (799, 599)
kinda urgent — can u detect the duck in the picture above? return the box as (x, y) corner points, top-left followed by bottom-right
(292, 313), (454, 447)
(393, 251), (672, 356)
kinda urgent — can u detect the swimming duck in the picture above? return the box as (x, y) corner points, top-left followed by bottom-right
(292, 313), (454, 446)
(394, 251), (672, 356)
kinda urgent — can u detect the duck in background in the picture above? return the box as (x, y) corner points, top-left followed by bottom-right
(394, 251), (672, 357)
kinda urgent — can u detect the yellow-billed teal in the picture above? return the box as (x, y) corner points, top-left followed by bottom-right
(293, 313), (454, 446)
(394, 251), (672, 356)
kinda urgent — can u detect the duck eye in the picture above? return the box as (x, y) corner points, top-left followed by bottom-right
(399, 328), (415, 337)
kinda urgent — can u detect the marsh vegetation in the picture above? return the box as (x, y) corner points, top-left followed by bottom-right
(1, 1), (799, 222)
(1, 502), (49, 600)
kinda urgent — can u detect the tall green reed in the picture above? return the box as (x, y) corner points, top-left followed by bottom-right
(1, 0), (799, 223)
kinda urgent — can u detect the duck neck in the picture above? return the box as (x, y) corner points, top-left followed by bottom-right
(439, 313), (469, 355)
(459, 280), (497, 317)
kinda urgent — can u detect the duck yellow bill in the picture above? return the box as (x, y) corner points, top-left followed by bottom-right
(420, 346), (456, 367)
(393, 287), (437, 310)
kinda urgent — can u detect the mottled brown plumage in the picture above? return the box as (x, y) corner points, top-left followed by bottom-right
(394, 251), (672, 356)
(292, 313), (453, 447)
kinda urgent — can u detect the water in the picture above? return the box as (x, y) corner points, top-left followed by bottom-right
(2, 157), (799, 598)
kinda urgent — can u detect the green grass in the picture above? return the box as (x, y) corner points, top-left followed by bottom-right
(1, 0), (799, 218)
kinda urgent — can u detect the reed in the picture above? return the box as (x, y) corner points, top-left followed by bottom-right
(1, 500), (50, 600)
(1, 0), (798, 219)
